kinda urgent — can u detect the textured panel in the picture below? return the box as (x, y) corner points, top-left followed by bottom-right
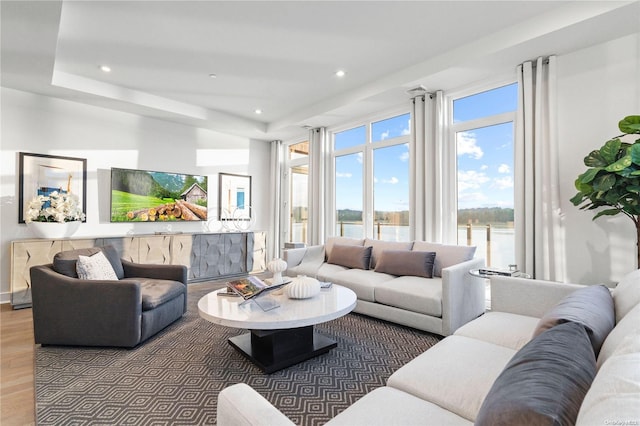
(35, 283), (442, 426)
(170, 234), (197, 279)
(199, 234), (225, 277)
(61, 239), (98, 251)
(97, 237), (138, 262)
(11, 240), (63, 307)
(137, 235), (172, 264)
(249, 231), (267, 273)
(224, 233), (246, 275)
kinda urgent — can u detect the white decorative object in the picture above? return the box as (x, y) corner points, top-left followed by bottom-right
(267, 258), (288, 284)
(26, 220), (80, 239)
(285, 275), (321, 299)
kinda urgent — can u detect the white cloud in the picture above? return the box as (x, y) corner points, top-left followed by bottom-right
(457, 132), (483, 159)
(458, 191), (489, 205)
(480, 164), (489, 170)
(381, 177), (399, 184)
(492, 176), (513, 190)
(380, 130), (390, 140)
(457, 169), (490, 191)
(399, 151), (409, 162)
(357, 152), (363, 164)
(401, 127), (410, 136)
(336, 172), (352, 178)
(498, 164), (510, 173)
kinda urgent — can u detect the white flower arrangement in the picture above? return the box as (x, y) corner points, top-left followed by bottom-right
(25, 191), (86, 223)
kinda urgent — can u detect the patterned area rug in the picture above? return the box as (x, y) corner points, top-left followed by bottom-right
(35, 281), (441, 425)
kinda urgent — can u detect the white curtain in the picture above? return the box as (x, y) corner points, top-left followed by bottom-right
(268, 140), (283, 260)
(308, 127), (327, 245)
(515, 56), (566, 280)
(410, 91), (447, 243)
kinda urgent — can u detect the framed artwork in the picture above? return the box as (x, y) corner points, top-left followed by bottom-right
(218, 173), (252, 220)
(18, 152), (87, 223)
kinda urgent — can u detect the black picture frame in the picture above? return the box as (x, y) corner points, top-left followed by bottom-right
(218, 173), (252, 220)
(18, 152), (87, 223)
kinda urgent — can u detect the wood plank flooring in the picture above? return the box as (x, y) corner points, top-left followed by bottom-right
(0, 303), (35, 426)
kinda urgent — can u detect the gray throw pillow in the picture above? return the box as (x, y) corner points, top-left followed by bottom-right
(53, 247), (102, 278)
(533, 284), (614, 356)
(327, 244), (372, 270)
(374, 250), (436, 278)
(475, 321), (597, 426)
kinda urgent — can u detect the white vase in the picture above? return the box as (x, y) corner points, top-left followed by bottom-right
(267, 258), (288, 284)
(285, 275), (321, 299)
(26, 221), (81, 239)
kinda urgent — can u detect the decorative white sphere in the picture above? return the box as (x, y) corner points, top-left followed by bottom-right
(285, 275), (321, 299)
(267, 258), (288, 284)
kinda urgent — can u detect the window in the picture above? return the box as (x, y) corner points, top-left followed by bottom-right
(332, 112), (410, 241)
(452, 83), (517, 267)
(286, 141), (309, 244)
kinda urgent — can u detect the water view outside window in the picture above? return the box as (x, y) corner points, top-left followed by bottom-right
(453, 83), (517, 267)
(334, 113), (410, 241)
(335, 153), (364, 237)
(374, 144), (410, 241)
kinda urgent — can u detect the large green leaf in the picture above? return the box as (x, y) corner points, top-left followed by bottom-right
(592, 174), (616, 192)
(570, 192), (585, 205)
(605, 154), (632, 172)
(600, 138), (622, 163)
(631, 143), (640, 164)
(578, 168), (601, 184)
(619, 115), (640, 134)
(584, 150), (608, 167)
(593, 208), (623, 220)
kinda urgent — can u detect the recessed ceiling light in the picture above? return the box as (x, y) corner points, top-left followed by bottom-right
(209, 73), (217, 78)
(335, 70), (346, 77)
(254, 109), (263, 115)
(99, 65), (111, 73)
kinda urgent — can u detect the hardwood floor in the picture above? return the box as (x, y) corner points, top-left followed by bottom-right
(0, 303), (35, 426)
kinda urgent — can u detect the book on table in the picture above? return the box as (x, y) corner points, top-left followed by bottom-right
(226, 276), (288, 300)
(478, 267), (520, 277)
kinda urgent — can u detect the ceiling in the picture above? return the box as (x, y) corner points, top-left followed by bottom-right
(2, 1), (639, 142)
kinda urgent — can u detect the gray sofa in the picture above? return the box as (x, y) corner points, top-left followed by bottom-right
(217, 270), (640, 425)
(30, 245), (188, 348)
(284, 236), (485, 336)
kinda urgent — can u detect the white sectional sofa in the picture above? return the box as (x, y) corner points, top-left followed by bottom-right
(217, 270), (640, 425)
(283, 236), (485, 337)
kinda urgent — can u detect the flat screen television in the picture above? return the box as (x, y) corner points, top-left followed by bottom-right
(110, 167), (208, 222)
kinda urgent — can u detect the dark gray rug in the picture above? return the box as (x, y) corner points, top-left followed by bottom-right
(35, 281), (441, 425)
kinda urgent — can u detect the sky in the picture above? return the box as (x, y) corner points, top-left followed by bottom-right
(333, 83), (518, 213)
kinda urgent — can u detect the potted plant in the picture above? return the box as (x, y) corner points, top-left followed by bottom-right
(24, 191), (85, 238)
(570, 115), (640, 266)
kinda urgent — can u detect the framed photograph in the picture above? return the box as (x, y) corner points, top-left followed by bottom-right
(18, 152), (87, 223)
(218, 173), (251, 220)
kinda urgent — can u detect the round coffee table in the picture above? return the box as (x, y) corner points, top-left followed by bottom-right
(198, 284), (357, 373)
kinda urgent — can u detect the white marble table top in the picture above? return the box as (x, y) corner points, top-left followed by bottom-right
(198, 284), (357, 330)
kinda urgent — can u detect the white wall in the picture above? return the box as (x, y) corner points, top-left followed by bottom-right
(557, 33), (640, 285)
(0, 88), (271, 302)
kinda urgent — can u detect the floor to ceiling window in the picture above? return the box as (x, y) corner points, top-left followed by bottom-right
(451, 83), (518, 266)
(285, 141), (309, 245)
(332, 112), (410, 241)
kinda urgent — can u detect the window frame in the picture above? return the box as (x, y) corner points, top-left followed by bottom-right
(329, 105), (411, 240)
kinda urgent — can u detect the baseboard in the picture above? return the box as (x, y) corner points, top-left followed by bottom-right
(0, 291), (11, 304)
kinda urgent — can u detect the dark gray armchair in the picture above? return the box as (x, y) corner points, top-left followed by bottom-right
(30, 245), (188, 348)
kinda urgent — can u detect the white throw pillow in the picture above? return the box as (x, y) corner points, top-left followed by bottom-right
(76, 251), (119, 280)
(612, 268), (640, 323)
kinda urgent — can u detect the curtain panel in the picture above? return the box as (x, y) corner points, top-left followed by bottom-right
(515, 56), (566, 280)
(269, 140), (283, 259)
(308, 127), (327, 245)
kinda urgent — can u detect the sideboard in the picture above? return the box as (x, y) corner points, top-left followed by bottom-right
(10, 231), (266, 309)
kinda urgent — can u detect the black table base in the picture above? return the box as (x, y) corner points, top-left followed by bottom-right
(228, 325), (337, 373)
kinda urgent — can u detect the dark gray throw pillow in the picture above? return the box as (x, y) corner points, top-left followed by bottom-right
(374, 250), (436, 278)
(327, 244), (372, 270)
(475, 321), (597, 426)
(532, 284), (614, 356)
